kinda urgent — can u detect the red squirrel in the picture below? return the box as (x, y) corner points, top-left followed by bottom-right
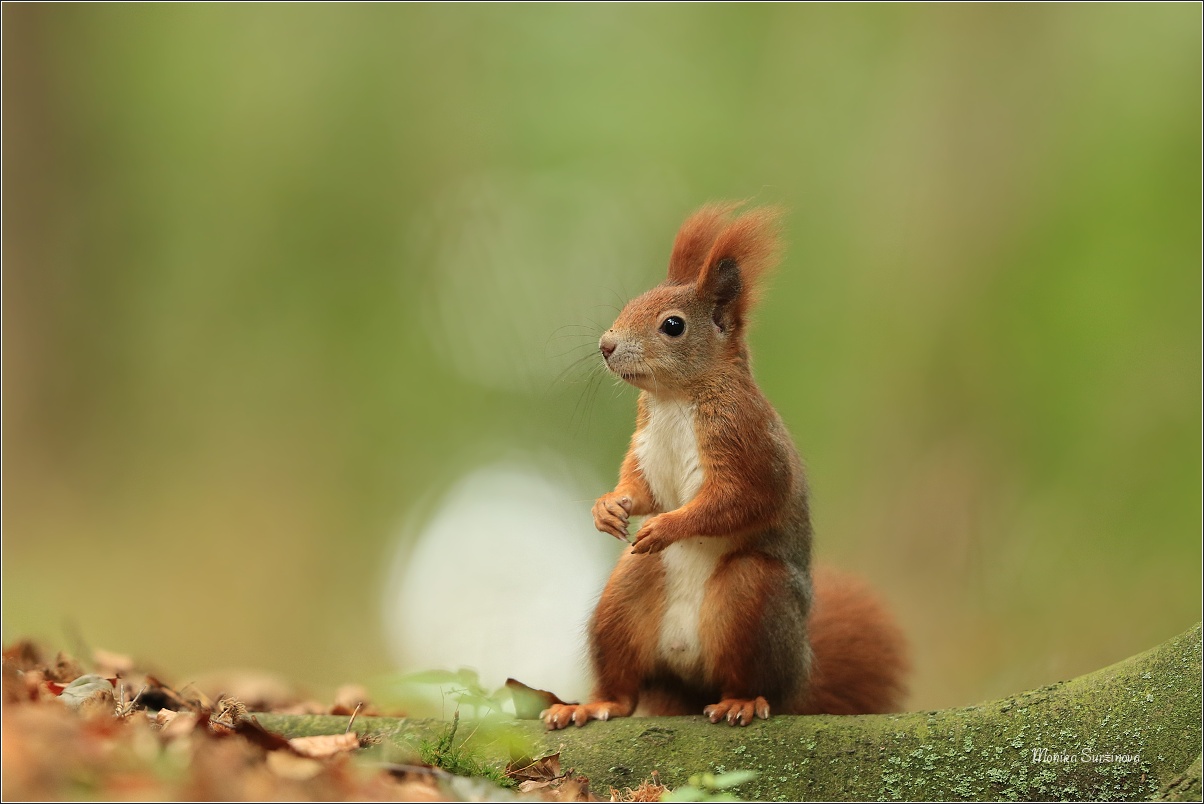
(543, 203), (908, 729)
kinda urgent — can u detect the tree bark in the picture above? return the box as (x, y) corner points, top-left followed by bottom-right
(258, 622), (1201, 802)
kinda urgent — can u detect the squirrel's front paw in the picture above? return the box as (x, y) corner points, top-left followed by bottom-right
(541, 701), (627, 730)
(631, 514), (681, 554)
(592, 493), (633, 541)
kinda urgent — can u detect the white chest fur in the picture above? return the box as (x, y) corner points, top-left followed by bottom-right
(634, 396), (704, 511)
(656, 537), (727, 677)
(634, 395), (726, 678)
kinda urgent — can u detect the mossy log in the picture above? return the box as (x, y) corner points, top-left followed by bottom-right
(258, 623), (1201, 802)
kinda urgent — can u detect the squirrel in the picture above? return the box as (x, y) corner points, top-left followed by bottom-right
(543, 203), (908, 729)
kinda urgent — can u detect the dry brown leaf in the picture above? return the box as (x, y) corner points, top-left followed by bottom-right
(1, 639), (475, 801)
(142, 674), (202, 712)
(229, 716), (293, 752)
(191, 669), (299, 712)
(46, 674), (116, 699)
(49, 651), (85, 683)
(210, 697), (249, 729)
(549, 774), (599, 802)
(287, 732), (360, 759)
(91, 648), (136, 676)
(507, 751), (563, 785)
(266, 750), (325, 781)
(159, 709), (201, 740)
(2, 663), (34, 704)
(505, 678), (572, 720)
(3, 640), (43, 671)
(506, 752), (603, 802)
(154, 709), (179, 728)
(370, 772), (450, 802)
(53, 674), (116, 713)
(180, 734), (271, 800)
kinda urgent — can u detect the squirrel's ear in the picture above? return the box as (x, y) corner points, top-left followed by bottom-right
(706, 259), (743, 334)
(667, 202), (741, 284)
(696, 207), (782, 334)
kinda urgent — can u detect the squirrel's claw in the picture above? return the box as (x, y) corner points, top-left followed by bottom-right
(542, 701), (626, 730)
(703, 696), (770, 726)
(630, 514), (679, 554)
(592, 494), (633, 541)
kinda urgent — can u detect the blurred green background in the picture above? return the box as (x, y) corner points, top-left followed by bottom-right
(3, 4), (1199, 712)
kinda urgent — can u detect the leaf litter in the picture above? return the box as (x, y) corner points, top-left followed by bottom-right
(1, 639), (669, 801)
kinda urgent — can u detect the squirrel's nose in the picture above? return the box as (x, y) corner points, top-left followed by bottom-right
(599, 334), (617, 360)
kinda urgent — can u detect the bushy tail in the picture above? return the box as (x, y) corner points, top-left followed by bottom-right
(802, 566), (910, 715)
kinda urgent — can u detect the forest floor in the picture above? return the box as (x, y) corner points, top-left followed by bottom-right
(6, 632), (1199, 802)
(0, 639), (667, 802)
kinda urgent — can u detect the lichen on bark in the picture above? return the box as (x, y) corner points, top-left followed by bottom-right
(257, 622), (1202, 802)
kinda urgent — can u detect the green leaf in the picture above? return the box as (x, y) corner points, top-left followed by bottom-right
(709, 770), (758, 789)
(397, 669), (464, 685)
(661, 785), (705, 802)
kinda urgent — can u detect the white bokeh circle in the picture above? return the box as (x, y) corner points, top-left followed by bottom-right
(382, 457), (620, 704)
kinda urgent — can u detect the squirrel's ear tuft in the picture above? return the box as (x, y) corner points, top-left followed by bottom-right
(696, 206), (783, 333)
(667, 202), (743, 284)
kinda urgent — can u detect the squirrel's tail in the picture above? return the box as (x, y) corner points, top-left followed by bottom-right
(801, 565), (910, 715)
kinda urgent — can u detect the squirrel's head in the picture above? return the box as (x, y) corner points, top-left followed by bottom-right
(599, 203), (782, 395)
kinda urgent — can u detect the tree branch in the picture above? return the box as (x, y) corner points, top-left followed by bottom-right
(258, 622), (1201, 801)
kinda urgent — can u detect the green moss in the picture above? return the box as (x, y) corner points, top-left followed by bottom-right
(1155, 754), (1202, 802)
(416, 711), (516, 789)
(256, 623), (1201, 802)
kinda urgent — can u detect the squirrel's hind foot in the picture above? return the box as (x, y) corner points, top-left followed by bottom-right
(703, 696), (770, 726)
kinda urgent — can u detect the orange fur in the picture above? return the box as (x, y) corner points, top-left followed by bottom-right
(547, 203), (908, 731)
(700, 551), (801, 708)
(667, 202), (742, 284)
(589, 549), (667, 694)
(569, 562), (910, 720)
(802, 567), (909, 715)
(697, 206), (783, 333)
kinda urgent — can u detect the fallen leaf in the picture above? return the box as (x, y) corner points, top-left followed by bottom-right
(209, 697), (249, 729)
(159, 709), (201, 740)
(507, 751), (562, 785)
(55, 674), (116, 711)
(154, 709), (179, 728)
(191, 669), (299, 712)
(506, 752), (604, 801)
(505, 678), (572, 720)
(266, 750), (324, 781)
(2, 663), (33, 705)
(140, 674), (199, 713)
(549, 773), (598, 802)
(0, 639), (498, 801)
(49, 652), (85, 683)
(369, 771), (450, 802)
(2, 640), (43, 671)
(230, 716), (294, 752)
(288, 732), (360, 759)
(91, 648), (136, 677)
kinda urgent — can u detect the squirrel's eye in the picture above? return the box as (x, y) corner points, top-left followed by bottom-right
(659, 316), (685, 337)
